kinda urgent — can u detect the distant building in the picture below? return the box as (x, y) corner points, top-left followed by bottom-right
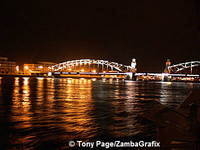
(23, 62), (56, 75)
(0, 57), (17, 75)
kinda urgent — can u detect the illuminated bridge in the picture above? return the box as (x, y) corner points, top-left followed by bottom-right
(135, 60), (200, 82)
(48, 59), (137, 79)
(167, 61), (200, 74)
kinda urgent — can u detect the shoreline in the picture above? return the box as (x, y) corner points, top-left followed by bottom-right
(0, 74), (200, 83)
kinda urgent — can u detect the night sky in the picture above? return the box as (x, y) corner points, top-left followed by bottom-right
(0, 0), (200, 72)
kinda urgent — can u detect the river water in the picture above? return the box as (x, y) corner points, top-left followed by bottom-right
(0, 77), (199, 149)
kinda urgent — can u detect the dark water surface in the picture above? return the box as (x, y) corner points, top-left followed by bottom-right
(0, 77), (200, 149)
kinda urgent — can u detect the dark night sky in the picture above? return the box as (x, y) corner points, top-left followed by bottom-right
(0, 0), (200, 72)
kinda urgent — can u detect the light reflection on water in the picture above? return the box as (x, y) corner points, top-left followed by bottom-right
(0, 77), (200, 149)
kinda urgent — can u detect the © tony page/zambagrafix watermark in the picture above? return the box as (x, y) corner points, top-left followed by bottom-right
(68, 140), (160, 149)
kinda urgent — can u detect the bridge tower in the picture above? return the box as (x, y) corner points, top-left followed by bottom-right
(164, 59), (171, 73)
(129, 58), (137, 80)
(131, 58), (137, 70)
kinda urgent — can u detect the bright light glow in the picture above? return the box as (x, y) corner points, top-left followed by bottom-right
(24, 65), (29, 70)
(92, 70), (96, 73)
(16, 66), (19, 72)
(92, 78), (96, 81)
(38, 66), (43, 69)
(80, 69), (85, 72)
(166, 82), (172, 85)
(23, 77), (29, 85)
(48, 72), (52, 76)
(37, 77), (44, 80)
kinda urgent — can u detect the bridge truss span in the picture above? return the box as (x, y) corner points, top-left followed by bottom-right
(49, 59), (136, 72)
(168, 61), (200, 73)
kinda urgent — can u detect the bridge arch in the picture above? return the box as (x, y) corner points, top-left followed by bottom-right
(49, 59), (136, 72)
(168, 61), (200, 73)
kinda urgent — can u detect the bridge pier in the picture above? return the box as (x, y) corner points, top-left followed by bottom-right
(132, 73), (137, 81)
(125, 72), (137, 80)
(162, 73), (172, 82)
(164, 59), (171, 73)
